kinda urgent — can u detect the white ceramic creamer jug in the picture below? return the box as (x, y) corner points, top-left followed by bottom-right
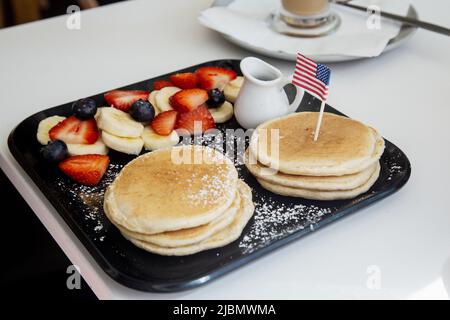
(234, 57), (304, 129)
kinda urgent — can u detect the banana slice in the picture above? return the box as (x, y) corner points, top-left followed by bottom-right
(149, 91), (160, 115)
(229, 76), (244, 88)
(155, 86), (181, 112)
(94, 107), (107, 121)
(36, 116), (66, 145)
(209, 101), (234, 124)
(224, 85), (240, 103)
(149, 90), (158, 106)
(102, 131), (143, 155)
(67, 138), (109, 156)
(97, 107), (144, 138)
(141, 126), (179, 151)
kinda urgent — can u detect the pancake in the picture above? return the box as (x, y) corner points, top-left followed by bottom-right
(123, 180), (255, 256)
(256, 162), (381, 200)
(245, 149), (378, 191)
(249, 112), (385, 176)
(104, 145), (238, 234)
(105, 191), (241, 248)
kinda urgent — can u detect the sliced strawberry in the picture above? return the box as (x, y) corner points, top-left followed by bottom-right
(170, 88), (208, 113)
(59, 155), (110, 186)
(175, 105), (216, 135)
(104, 90), (149, 112)
(49, 116), (99, 145)
(169, 73), (199, 90)
(195, 66), (237, 90)
(151, 110), (178, 136)
(153, 80), (174, 91)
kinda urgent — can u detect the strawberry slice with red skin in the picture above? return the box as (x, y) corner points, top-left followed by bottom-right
(49, 116), (99, 145)
(175, 105), (216, 135)
(151, 110), (178, 136)
(195, 66), (237, 90)
(169, 73), (199, 89)
(170, 88), (208, 113)
(104, 90), (149, 112)
(153, 80), (174, 91)
(59, 155), (110, 186)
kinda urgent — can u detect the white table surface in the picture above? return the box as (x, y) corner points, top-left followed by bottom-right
(1, 0), (449, 300)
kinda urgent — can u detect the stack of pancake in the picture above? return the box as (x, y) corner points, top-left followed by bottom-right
(246, 112), (385, 201)
(104, 145), (254, 256)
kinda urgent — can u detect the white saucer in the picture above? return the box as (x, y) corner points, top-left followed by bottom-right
(271, 11), (341, 38)
(211, 0), (418, 63)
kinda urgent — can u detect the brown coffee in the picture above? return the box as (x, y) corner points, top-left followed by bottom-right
(281, 0), (329, 17)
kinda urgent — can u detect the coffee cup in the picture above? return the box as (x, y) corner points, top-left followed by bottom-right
(280, 0), (331, 27)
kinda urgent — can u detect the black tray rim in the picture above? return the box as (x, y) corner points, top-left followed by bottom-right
(7, 59), (412, 293)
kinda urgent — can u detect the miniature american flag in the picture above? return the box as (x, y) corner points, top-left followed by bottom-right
(292, 53), (331, 101)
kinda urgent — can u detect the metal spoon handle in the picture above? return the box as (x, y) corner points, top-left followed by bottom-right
(336, 1), (450, 36)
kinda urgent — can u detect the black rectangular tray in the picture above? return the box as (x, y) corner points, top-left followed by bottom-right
(8, 59), (411, 292)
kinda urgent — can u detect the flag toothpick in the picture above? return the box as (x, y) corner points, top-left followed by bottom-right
(292, 53), (331, 142)
(314, 100), (326, 142)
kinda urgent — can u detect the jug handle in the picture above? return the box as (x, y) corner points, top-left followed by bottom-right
(279, 78), (304, 114)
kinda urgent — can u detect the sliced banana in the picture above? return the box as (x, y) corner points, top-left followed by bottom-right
(155, 86), (181, 112)
(67, 138), (109, 156)
(141, 126), (179, 151)
(94, 107), (107, 121)
(102, 131), (143, 155)
(224, 84), (240, 103)
(149, 91), (160, 115)
(96, 107), (144, 138)
(229, 76), (244, 88)
(209, 101), (234, 124)
(149, 90), (158, 106)
(36, 116), (66, 145)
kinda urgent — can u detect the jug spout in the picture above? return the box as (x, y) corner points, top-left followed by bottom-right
(240, 57), (283, 85)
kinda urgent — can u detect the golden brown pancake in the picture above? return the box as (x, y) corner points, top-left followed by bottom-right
(122, 181), (255, 256)
(104, 146), (238, 234)
(105, 191), (241, 247)
(257, 162), (381, 200)
(245, 149), (378, 191)
(249, 112), (385, 176)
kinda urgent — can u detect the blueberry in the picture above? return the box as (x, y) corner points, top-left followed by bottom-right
(129, 99), (155, 122)
(206, 89), (225, 108)
(40, 140), (68, 163)
(72, 98), (97, 120)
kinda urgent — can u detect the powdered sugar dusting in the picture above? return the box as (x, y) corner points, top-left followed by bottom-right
(384, 152), (405, 182)
(186, 167), (234, 206)
(55, 163), (124, 242)
(239, 190), (334, 254)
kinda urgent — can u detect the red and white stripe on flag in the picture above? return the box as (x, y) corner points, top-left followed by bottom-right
(292, 53), (329, 101)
